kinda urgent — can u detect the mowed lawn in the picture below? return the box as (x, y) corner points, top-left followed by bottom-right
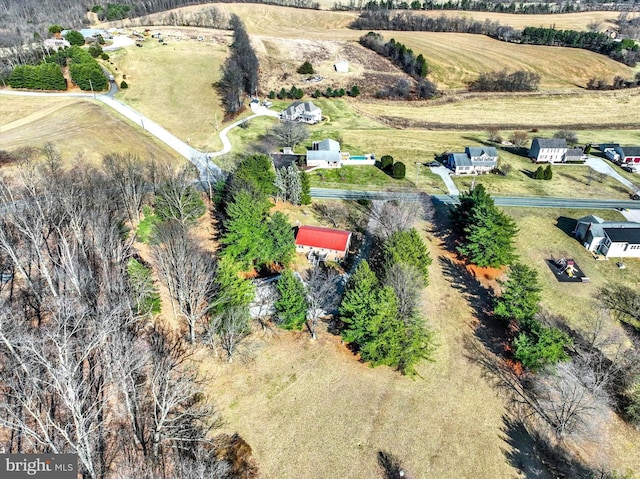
(0, 96), (183, 166)
(199, 224), (520, 479)
(109, 34), (232, 152)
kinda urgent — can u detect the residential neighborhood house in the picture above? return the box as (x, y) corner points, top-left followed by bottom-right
(279, 101), (322, 124)
(446, 146), (499, 174)
(295, 225), (352, 262)
(529, 138), (575, 163)
(305, 139), (375, 169)
(602, 145), (640, 170)
(574, 215), (640, 258)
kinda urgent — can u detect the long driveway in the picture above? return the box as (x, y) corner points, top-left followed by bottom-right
(0, 89), (279, 180)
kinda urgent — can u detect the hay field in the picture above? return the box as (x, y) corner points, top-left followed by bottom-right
(0, 96), (183, 165)
(200, 230), (522, 479)
(409, 9), (622, 30)
(390, 31), (634, 89)
(354, 89), (640, 129)
(109, 32), (233, 152)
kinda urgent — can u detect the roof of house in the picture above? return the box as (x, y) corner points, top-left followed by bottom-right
(618, 146), (640, 157)
(604, 227), (640, 244)
(450, 153), (472, 167)
(306, 150), (341, 163)
(466, 146), (498, 158)
(282, 101), (321, 117)
(295, 226), (351, 252)
(532, 138), (568, 149)
(315, 139), (340, 151)
(579, 217), (640, 238)
(565, 148), (584, 157)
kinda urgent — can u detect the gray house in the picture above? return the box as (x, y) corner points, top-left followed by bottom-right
(447, 146), (498, 174)
(306, 139), (342, 168)
(605, 145), (640, 169)
(574, 215), (640, 258)
(529, 138), (568, 163)
(279, 101), (322, 124)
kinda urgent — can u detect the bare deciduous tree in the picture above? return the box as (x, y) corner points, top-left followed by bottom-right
(215, 305), (251, 362)
(103, 152), (148, 224)
(269, 120), (309, 149)
(368, 197), (423, 240)
(383, 263), (422, 321)
(305, 267), (340, 340)
(153, 221), (217, 344)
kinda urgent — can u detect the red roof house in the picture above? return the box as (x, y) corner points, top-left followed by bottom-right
(295, 226), (352, 262)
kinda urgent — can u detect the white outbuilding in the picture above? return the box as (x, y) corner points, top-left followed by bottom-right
(333, 61), (349, 73)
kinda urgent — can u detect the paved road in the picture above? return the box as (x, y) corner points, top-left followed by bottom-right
(311, 187), (640, 209)
(583, 156), (639, 191)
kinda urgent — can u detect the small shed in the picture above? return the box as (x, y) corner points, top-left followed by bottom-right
(334, 61), (349, 73)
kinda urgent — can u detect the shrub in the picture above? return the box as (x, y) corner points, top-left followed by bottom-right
(268, 90), (276, 99)
(349, 85), (361, 97)
(312, 89), (321, 98)
(392, 161), (406, 179)
(88, 44), (103, 58)
(100, 53), (109, 61)
(120, 80), (128, 89)
(379, 155), (394, 171)
(543, 164), (553, 180)
(534, 166), (545, 180)
(65, 30), (85, 46)
(297, 61), (314, 75)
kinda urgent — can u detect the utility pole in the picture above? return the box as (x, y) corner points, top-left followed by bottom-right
(88, 78), (95, 99)
(414, 162), (421, 184)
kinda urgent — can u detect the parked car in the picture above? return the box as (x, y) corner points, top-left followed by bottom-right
(632, 191), (640, 200)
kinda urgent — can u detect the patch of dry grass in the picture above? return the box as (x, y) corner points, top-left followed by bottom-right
(109, 32), (232, 152)
(0, 96), (183, 166)
(199, 230), (519, 479)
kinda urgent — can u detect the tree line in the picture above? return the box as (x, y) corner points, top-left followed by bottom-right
(350, 11), (640, 66)
(217, 15), (260, 116)
(0, 145), (259, 478)
(7, 62), (66, 90)
(334, 0), (630, 13)
(359, 32), (436, 99)
(468, 69), (541, 92)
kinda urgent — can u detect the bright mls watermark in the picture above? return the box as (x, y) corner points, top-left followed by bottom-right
(0, 454), (77, 478)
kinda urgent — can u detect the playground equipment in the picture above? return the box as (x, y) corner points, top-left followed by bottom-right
(555, 256), (577, 277)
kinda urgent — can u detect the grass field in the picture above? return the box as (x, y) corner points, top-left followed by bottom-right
(109, 31), (233, 152)
(391, 31), (635, 90)
(0, 96), (183, 166)
(198, 221), (521, 479)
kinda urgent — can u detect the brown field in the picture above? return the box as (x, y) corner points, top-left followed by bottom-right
(0, 96), (183, 166)
(391, 31), (635, 89)
(200, 227), (521, 479)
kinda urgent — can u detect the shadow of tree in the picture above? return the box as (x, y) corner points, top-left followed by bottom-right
(377, 451), (410, 479)
(501, 415), (603, 479)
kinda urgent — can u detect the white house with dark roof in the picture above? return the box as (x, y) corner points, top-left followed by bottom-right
(574, 215), (640, 258)
(446, 146), (498, 174)
(529, 138), (569, 163)
(279, 101), (322, 124)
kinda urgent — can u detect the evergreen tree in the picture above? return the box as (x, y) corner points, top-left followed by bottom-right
(457, 202), (518, 268)
(233, 154), (276, 199)
(349, 85), (361, 97)
(450, 183), (493, 238)
(275, 270), (308, 330)
(514, 322), (571, 371)
(266, 212), (295, 268)
(220, 190), (270, 271)
(392, 161), (406, 179)
(340, 261), (380, 346)
(381, 228), (431, 286)
(493, 263), (542, 323)
(300, 170), (311, 205)
(534, 166), (545, 180)
(65, 30), (85, 46)
(297, 61), (314, 74)
(543, 164), (553, 180)
(213, 257), (255, 313)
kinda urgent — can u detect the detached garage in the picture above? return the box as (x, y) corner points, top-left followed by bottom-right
(295, 226), (352, 262)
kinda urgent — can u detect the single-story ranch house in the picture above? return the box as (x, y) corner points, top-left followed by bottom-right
(305, 139), (375, 169)
(295, 225), (352, 262)
(446, 146), (498, 174)
(279, 101), (322, 124)
(574, 215), (640, 258)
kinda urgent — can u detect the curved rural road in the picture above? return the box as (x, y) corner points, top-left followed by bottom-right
(0, 88), (278, 181)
